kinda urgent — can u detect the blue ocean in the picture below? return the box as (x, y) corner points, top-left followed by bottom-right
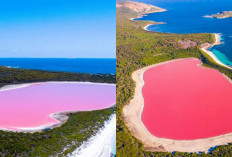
(137, 0), (232, 66)
(0, 58), (116, 74)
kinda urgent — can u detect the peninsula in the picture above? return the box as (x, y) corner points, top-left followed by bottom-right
(204, 11), (232, 19)
(116, 1), (166, 19)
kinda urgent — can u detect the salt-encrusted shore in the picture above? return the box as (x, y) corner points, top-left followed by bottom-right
(0, 81), (116, 133)
(123, 58), (232, 153)
(0, 81), (115, 92)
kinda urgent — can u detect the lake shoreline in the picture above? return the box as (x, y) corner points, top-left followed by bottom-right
(123, 58), (232, 153)
(127, 8), (232, 152)
(0, 81), (116, 133)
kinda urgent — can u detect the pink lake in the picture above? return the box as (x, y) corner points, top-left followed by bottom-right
(0, 82), (115, 131)
(142, 58), (232, 140)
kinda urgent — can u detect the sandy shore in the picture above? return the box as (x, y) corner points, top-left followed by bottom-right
(67, 114), (116, 157)
(143, 24), (152, 31)
(142, 22), (166, 31)
(200, 33), (232, 70)
(138, 18), (231, 70)
(0, 81), (116, 133)
(123, 58), (232, 153)
(0, 81), (115, 92)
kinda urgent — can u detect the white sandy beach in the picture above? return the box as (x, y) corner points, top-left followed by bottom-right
(67, 114), (116, 157)
(0, 82), (41, 92)
(200, 33), (232, 70)
(123, 58), (232, 153)
(142, 22), (166, 31)
(143, 24), (152, 31)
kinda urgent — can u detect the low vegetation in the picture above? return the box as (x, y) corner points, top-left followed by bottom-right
(116, 1), (232, 156)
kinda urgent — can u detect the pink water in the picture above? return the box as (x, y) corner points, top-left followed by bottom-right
(0, 82), (115, 131)
(142, 58), (232, 140)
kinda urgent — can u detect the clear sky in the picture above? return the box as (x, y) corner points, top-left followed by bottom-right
(0, 0), (115, 58)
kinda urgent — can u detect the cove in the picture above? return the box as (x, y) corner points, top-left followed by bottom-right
(136, 0), (232, 67)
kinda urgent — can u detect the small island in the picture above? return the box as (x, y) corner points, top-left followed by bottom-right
(204, 11), (232, 19)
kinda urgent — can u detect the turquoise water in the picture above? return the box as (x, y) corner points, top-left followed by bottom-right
(0, 58), (116, 74)
(112, 139), (116, 156)
(210, 49), (232, 66)
(137, 0), (232, 66)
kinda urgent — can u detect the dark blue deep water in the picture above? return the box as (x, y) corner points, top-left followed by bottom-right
(137, 0), (232, 66)
(0, 58), (116, 74)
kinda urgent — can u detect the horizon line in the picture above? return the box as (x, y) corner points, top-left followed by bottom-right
(0, 57), (116, 59)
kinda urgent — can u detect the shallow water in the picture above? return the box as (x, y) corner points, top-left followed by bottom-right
(137, 0), (232, 66)
(142, 59), (232, 140)
(0, 82), (116, 131)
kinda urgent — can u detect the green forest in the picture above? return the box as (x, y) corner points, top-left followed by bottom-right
(116, 4), (232, 157)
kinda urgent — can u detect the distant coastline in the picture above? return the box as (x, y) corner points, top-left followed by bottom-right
(118, 0), (166, 24)
(123, 1), (167, 30)
(0, 58), (116, 74)
(136, 7), (232, 71)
